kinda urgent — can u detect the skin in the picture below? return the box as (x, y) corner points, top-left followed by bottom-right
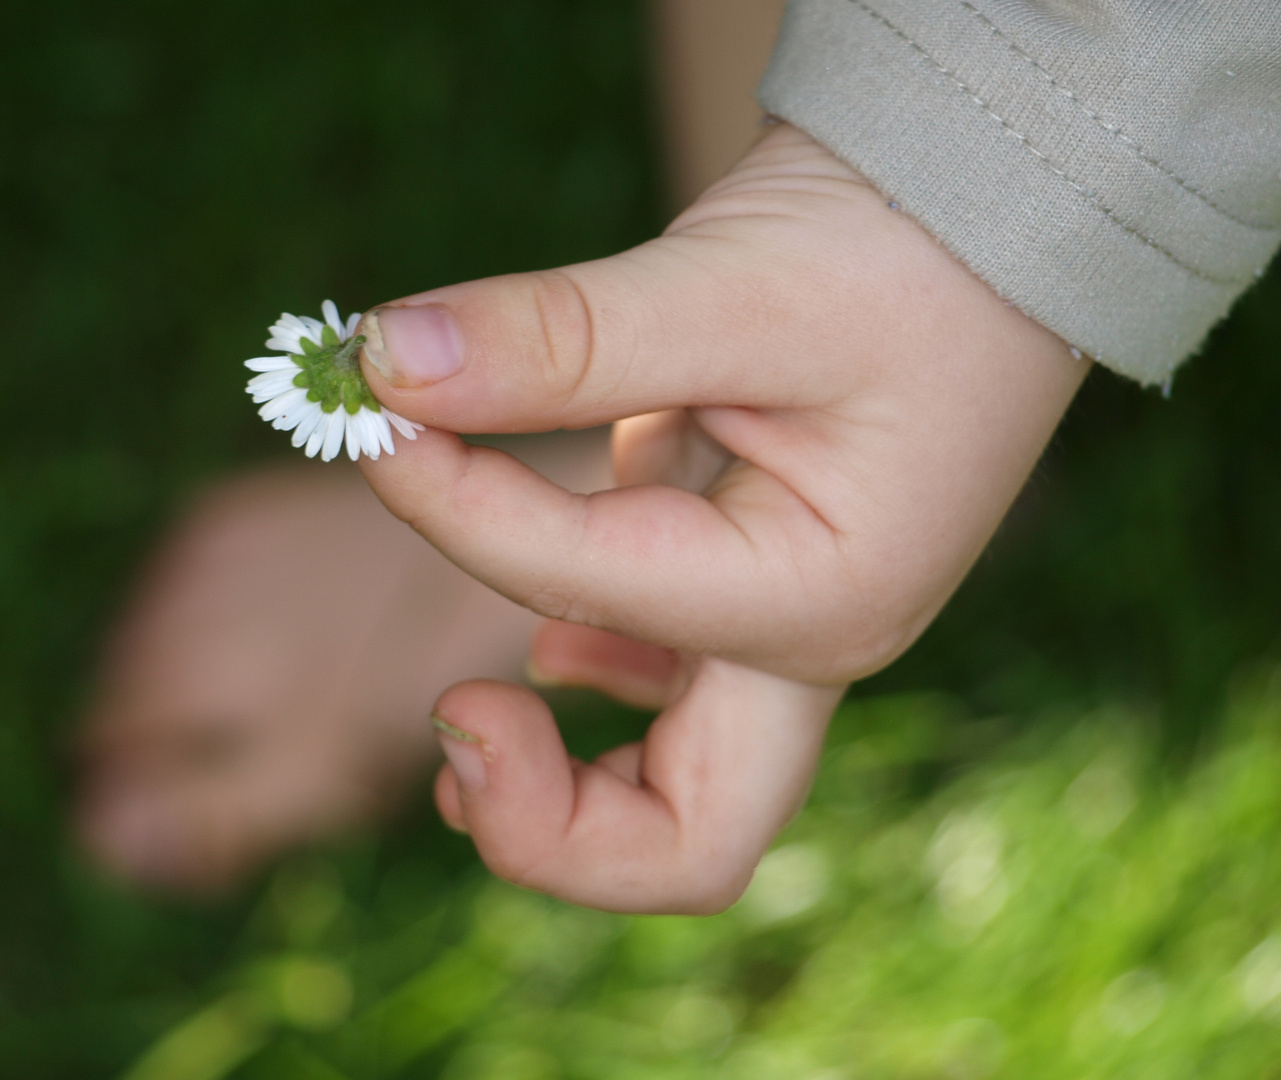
(75, 0), (786, 895)
(356, 122), (1088, 914)
(77, 437), (609, 891)
(76, 0), (1087, 904)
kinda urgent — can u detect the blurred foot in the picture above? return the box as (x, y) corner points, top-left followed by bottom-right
(76, 430), (610, 894)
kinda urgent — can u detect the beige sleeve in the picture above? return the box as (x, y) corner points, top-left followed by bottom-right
(759, 0), (1281, 385)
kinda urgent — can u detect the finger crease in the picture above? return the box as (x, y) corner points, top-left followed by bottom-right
(536, 271), (597, 412)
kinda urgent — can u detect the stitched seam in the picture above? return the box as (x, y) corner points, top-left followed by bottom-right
(844, 0), (1252, 286)
(960, 0), (1277, 235)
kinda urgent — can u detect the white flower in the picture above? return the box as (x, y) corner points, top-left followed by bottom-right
(245, 300), (424, 462)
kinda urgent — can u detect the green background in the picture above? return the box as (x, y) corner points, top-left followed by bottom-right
(2, 0), (1280, 1076)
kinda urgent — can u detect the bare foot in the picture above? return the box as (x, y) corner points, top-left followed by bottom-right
(77, 430), (611, 893)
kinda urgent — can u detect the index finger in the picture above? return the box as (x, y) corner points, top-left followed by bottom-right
(360, 425), (832, 663)
(429, 660), (843, 914)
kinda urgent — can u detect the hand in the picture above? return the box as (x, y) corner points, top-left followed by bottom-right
(356, 122), (1088, 912)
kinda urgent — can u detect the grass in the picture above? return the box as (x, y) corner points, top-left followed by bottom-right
(113, 683), (1281, 1079)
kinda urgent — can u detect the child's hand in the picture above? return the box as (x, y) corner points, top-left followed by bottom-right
(357, 122), (1088, 913)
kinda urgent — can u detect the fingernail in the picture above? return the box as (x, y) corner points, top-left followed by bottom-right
(431, 713), (491, 792)
(524, 659), (562, 688)
(360, 305), (463, 387)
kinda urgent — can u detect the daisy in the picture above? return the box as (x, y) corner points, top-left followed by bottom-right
(245, 300), (424, 462)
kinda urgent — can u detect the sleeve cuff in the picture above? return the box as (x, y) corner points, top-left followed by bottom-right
(759, 0), (1281, 385)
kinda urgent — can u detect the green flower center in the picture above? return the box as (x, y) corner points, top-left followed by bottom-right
(289, 325), (381, 415)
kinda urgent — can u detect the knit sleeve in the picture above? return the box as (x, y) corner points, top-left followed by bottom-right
(759, 0), (1281, 384)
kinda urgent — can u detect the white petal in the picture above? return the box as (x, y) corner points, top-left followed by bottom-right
(262, 389), (310, 430)
(353, 409), (378, 460)
(245, 356), (298, 372)
(291, 403), (325, 448)
(258, 385), (307, 420)
(321, 409), (347, 462)
(305, 414), (329, 458)
(372, 411), (395, 455)
(349, 409), (372, 461)
(275, 401), (312, 432)
(344, 410), (362, 461)
(258, 386), (309, 424)
(386, 410), (423, 439)
(248, 365), (294, 385)
(273, 396), (315, 430)
(266, 330), (306, 354)
(248, 370), (300, 401)
(346, 311), (362, 338)
(269, 314), (308, 335)
(300, 315), (325, 339)
(252, 369), (299, 394)
(359, 409), (385, 460)
(322, 300), (345, 338)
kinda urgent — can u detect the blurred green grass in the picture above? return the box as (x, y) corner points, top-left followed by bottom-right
(107, 682), (1281, 1079)
(2, 0), (1280, 1076)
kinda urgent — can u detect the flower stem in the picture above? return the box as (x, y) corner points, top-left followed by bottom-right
(332, 334), (366, 374)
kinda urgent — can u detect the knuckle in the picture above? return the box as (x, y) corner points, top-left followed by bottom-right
(791, 547), (932, 682)
(682, 881), (750, 917)
(525, 578), (587, 626)
(672, 855), (755, 916)
(832, 631), (912, 683)
(480, 843), (553, 891)
(529, 269), (597, 410)
(824, 600), (926, 683)
(762, 598), (920, 686)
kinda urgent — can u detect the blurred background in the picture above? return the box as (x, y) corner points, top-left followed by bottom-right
(4, 0), (1281, 1076)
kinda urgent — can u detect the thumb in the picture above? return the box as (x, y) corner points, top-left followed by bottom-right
(357, 245), (803, 433)
(356, 125), (865, 433)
